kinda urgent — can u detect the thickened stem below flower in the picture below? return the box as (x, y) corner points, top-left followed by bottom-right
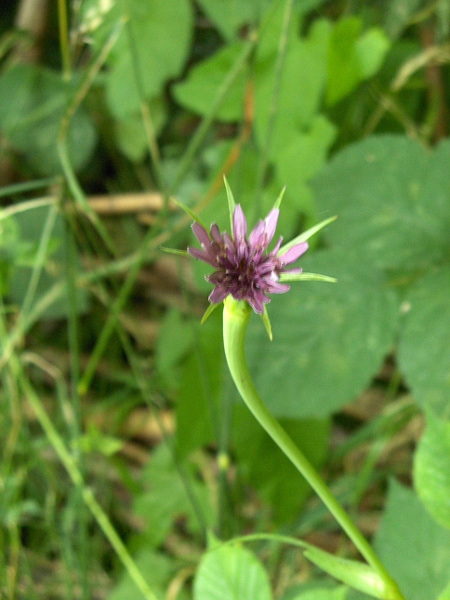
(222, 296), (406, 600)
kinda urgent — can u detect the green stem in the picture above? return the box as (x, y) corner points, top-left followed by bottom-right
(222, 296), (405, 600)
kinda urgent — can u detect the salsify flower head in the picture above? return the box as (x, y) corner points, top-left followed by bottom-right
(164, 179), (336, 337)
(188, 204), (308, 314)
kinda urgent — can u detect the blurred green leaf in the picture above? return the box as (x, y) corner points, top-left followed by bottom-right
(255, 18), (331, 155)
(156, 308), (195, 393)
(356, 28), (390, 79)
(247, 249), (399, 418)
(313, 136), (450, 275)
(107, 548), (184, 600)
(196, 0), (270, 41)
(373, 480), (450, 600)
(233, 405), (330, 523)
(173, 41), (247, 122)
(414, 409), (450, 529)
(134, 443), (215, 548)
(0, 64), (96, 176)
(275, 115), (336, 215)
(113, 98), (167, 161)
(194, 543), (272, 600)
(326, 18), (390, 106)
(176, 311), (223, 457)
(84, 0), (193, 118)
(77, 424), (124, 457)
(398, 266), (450, 418)
(9, 204), (88, 319)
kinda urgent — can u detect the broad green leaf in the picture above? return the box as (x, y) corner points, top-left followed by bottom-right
(113, 97), (167, 161)
(194, 543), (272, 600)
(247, 249), (399, 418)
(355, 29), (390, 79)
(233, 404), (330, 523)
(326, 18), (389, 106)
(312, 136), (450, 276)
(398, 266), (450, 418)
(155, 308), (195, 393)
(326, 17), (362, 106)
(254, 18), (331, 156)
(134, 443), (215, 547)
(373, 480), (450, 600)
(414, 409), (450, 529)
(176, 311), (223, 457)
(173, 41), (247, 122)
(275, 115), (336, 214)
(86, 0), (193, 118)
(0, 64), (96, 175)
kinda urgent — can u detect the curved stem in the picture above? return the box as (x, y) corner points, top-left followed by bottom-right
(222, 296), (405, 600)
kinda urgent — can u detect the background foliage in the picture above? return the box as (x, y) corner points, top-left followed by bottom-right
(1, 0), (450, 599)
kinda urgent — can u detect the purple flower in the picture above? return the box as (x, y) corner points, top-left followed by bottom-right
(188, 204), (308, 314)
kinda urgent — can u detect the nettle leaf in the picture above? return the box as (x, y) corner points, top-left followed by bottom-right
(0, 64), (96, 176)
(373, 480), (450, 600)
(194, 543), (272, 600)
(414, 409), (450, 530)
(398, 266), (450, 417)
(313, 136), (450, 276)
(247, 249), (399, 419)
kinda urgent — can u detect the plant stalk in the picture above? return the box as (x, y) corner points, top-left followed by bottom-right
(222, 296), (405, 600)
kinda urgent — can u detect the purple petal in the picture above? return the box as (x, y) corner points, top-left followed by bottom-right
(187, 246), (217, 266)
(249, 220), (265, 246)
(278, 242), (308, 265)
(210, 223), (222, 243)
(247, 289), (269, 314)
(263, 209), (279, 246)
(265, 280), (290, 294)
(192, 222), (211, 247)
(233, 205), (247, 241)
(209, 286), (229, 303)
